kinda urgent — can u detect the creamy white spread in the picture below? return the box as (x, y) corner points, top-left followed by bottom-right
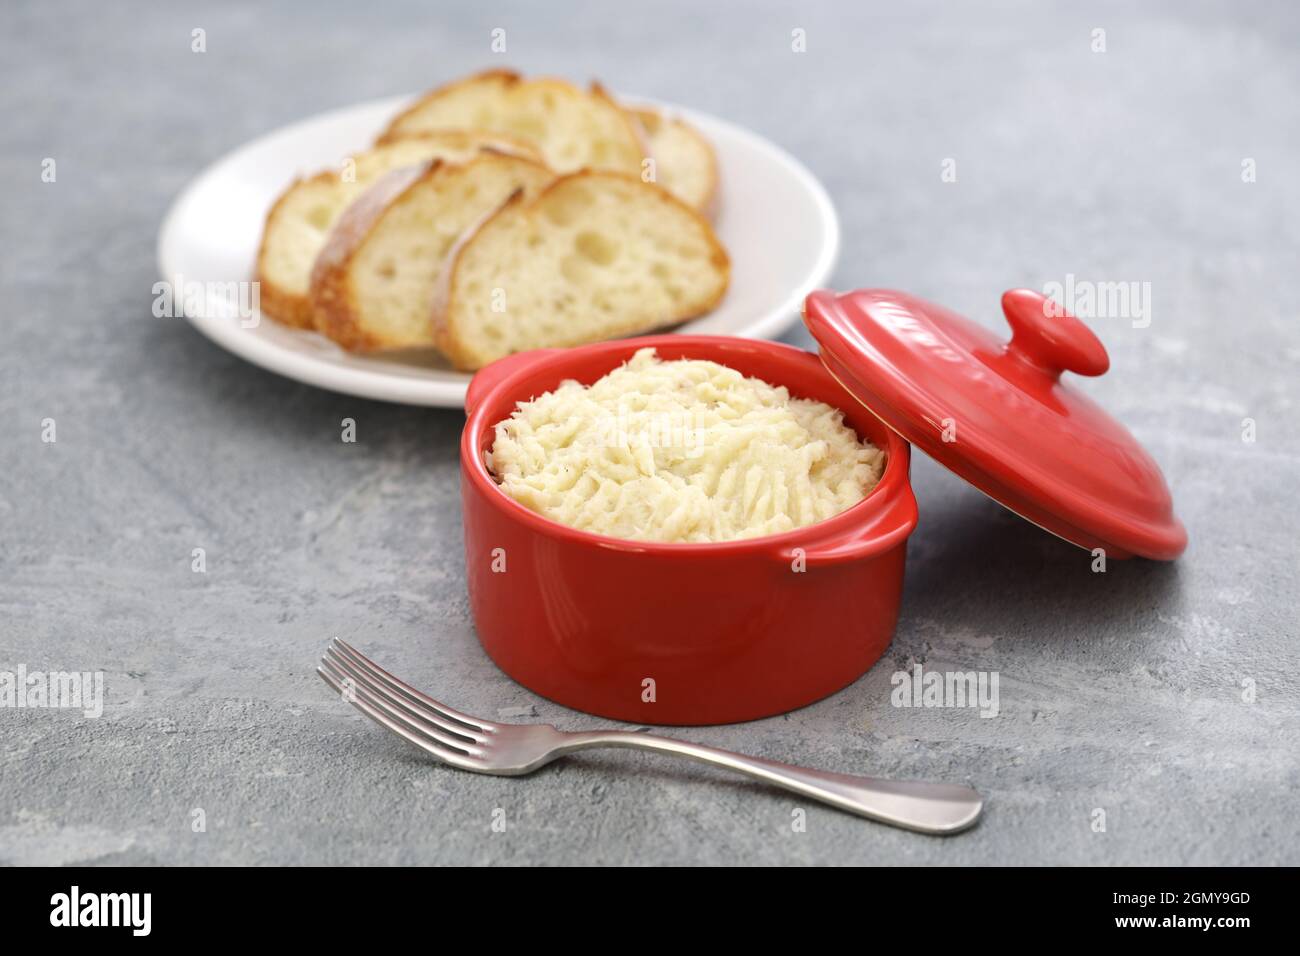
(486, 348), (884, 543)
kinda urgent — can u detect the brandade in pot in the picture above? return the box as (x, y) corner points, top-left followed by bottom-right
(459, 335), (918, 725)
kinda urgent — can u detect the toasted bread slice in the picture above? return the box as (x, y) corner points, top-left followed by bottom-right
(434, 171), (729, 370)
(626, 105), (719, 217)
(309, 151), (554, 352)
(380, 69), (644, 175)
(255, 131), (540, 328)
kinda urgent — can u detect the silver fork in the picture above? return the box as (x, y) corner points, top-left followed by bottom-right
(317, 638), (983, 835)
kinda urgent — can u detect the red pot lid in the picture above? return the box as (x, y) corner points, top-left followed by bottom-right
(802, 288), (1187, 560)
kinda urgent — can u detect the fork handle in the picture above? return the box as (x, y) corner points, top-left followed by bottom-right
(557, 731), (982, 834)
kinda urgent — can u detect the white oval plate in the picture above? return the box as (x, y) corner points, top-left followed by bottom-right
(157, 94), (839, 407)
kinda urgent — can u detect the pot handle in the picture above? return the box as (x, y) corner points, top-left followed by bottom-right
(464, 349), (561, 416)
(769, 481), (918, 567)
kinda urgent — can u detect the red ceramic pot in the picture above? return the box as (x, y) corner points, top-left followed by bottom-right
(460, 335), (918, 725)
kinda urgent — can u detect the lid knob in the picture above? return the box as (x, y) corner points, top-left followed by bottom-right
(1002, 289), (1109, 379)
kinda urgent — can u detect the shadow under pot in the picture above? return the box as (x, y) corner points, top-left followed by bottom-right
(459, 335), (918, 726)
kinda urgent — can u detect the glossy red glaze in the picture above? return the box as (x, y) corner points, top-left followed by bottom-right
(803, 288), (1187, 560)
(461, 336), (918, 725)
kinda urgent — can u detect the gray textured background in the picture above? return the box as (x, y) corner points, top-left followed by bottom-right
(2, 0), (1297, 866)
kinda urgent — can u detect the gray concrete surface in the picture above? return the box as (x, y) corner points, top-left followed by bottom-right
(2, 0), (1297, 866)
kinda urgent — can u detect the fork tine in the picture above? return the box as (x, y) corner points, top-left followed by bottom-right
(316, 666), (477, 768)
(330, 638), (494, 732)
(319, 657), (485, 757)
(322, 647), (485, 745)
(323, 647), (488, 743)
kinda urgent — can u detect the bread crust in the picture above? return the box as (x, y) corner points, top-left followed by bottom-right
(254, 169), (338, 329)
(382, 71), (642, 173)
(307, 163), (436, 351)
(378, 69), (523, 143)
(429, 188), (528, 366)
(434, 170), (730, 371)
(626, 104), (719, 219)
